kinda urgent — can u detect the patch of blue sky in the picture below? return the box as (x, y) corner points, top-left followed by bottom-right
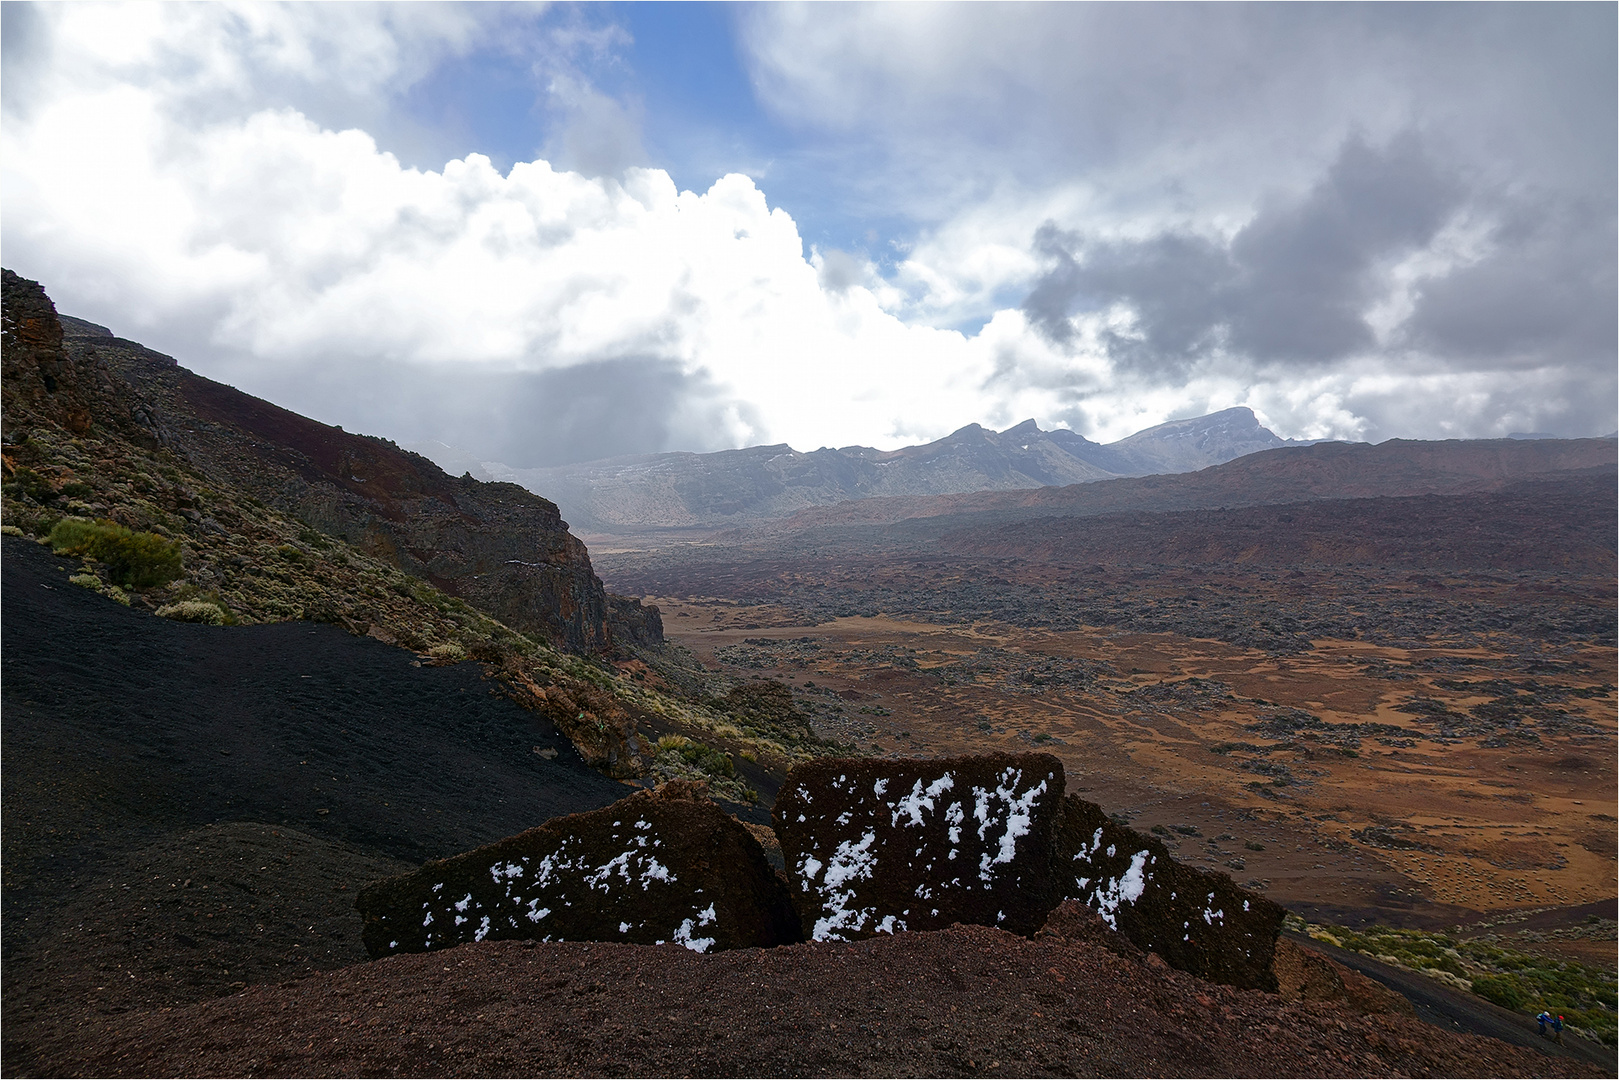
(395, 43), (549, 176)
(389, 3), (924, 286)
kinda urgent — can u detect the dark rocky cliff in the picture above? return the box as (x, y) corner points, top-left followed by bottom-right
(3, 271), (146, 444)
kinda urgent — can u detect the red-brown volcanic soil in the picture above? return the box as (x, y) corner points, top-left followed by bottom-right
(21, 929), (1595, 1078)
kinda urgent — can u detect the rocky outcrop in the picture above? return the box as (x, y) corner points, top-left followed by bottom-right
(773, 753), (1066, 941)
(606, 593), (664, 648)
(355, 781), (801, 958)
(1054, 796), (1285, 990)
(50, 314), (620, 654)
(345, 752), (1290, 988)
(1, 271), (154, 443)
(499, 663), (645, 778)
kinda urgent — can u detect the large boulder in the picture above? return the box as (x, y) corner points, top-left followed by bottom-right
(1054, 796), (1285, 990)
(355, 782), (800, 958)
(773, 753), (1065, 941)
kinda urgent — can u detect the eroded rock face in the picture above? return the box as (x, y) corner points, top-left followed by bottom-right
(773, 754), (1065, 941)
(606, 594), (664, 648)
(2, 271), (137, 441)
(1054, 796), (1285, 990)
(355, 782), (800, 958)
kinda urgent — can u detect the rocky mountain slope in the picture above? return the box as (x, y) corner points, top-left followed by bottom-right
(52, 310), (651, 653)
(419, 407), (1305, 535)
(1, 268), (847, 783)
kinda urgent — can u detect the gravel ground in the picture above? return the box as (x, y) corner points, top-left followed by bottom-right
(20, 928), (1595, 1078)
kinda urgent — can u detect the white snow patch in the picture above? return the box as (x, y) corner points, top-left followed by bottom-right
(672, 918), (715, 953)
(892, 773), (954, 827)
(809, 831), (879, 942)
(1087, 850), (1151, 930)
(585, 852), (633, 890)
(474, 915), (492, 941)
(873, 778), (890, 797)
(823, 832), (878, 890)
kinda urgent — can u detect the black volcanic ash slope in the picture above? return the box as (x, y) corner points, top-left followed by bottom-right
(2, 531), (638, 1069)
(2, 533), (629, 945)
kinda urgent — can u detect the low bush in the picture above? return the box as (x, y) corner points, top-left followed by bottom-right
(1307, 920), (1617, 1046)
(1471, 974), (1528, 1011)
(48, 518), (182, 588)
(155, 600), (228, 625)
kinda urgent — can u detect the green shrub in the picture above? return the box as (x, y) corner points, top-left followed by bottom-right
(4, 466), (58, 503)
(48, 518), (182, 588)
(1472, 974), (1529, 1011)
(155, 600), (228, 625)
(682, 742), (734, 777)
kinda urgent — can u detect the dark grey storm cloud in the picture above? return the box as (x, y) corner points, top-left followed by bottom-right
(1404, 197), (1618, 369)
(428, 358), (718, 468)
(1022, 129), (1614, 377)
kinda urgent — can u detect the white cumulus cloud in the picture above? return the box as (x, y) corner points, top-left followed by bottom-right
(2, 2), (1612, 469)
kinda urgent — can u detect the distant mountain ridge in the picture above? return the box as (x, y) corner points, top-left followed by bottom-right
(736, 436), (1619, 542)
(416, 407), (1309, 535)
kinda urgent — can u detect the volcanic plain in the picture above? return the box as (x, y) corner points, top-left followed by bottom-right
(594, 467), (1618, 939)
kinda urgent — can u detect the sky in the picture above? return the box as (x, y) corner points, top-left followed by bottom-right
(3, 2), (1614, 467)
